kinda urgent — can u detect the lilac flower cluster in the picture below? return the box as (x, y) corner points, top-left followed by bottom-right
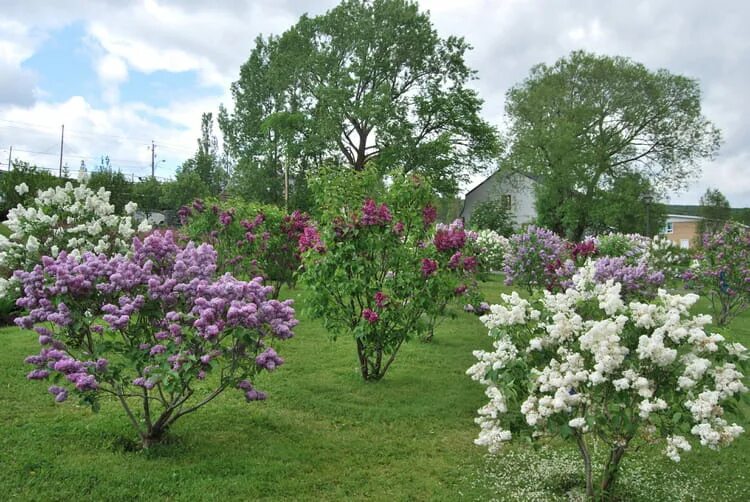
(421, 258), (438, 277)
(362, 308), (380, 324)
(503, 225), (569, 292)
(593, 257), (665, 299)
(299, 226), (325, 253)
(422, 205), (437, 227)
(15, 230), (298, 414)
(361, 199), (392, 226)
(434, 219), (467, 252)
(571, 238), (598, 264)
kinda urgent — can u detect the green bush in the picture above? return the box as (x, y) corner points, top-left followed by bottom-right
(470, 199), (514, 236)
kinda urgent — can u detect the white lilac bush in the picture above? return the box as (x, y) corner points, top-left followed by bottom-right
(0, 182), (150, 298)
(467, 261), (748, 500)
(473, 229), (509, 272)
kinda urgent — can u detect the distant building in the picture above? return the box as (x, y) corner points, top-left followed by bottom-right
(662, 214), (703, 248)
(460, 170), (537, 227)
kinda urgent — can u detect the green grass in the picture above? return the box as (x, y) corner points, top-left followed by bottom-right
(0, 276), (748, 501)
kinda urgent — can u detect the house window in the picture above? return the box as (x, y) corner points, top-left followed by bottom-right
(664, 222), (673, 234)
(501, 194), (512, 209)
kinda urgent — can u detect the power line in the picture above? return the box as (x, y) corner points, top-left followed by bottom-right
(9, 148), (149, 167)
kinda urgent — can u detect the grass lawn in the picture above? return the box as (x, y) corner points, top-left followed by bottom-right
(0, 275), (748, 501)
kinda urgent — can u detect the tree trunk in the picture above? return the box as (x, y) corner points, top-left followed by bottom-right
(600, 444), (628, 500)
(141, 427), (167, 448)
(356, 339), (370, 380)
(575, 433), (594, 499)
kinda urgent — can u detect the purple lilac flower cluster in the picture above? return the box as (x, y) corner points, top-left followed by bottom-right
(422, 205), (437, 227)
(361, 199), (393, 226)
(15, 230), (298, 405)
(593, 256), (665, 298)
(571, 238), (598, 264)
(503, 225), (569, 291)
(434, 219), (467, 252)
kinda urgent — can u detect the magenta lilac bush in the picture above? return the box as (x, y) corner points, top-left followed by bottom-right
(16, 230), (298, 447)
(181, 198), (318, 297)
(302, 173), (480, 379)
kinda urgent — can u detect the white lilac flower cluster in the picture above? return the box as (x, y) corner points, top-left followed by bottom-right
(467, 260), (747, 461)
(0, 183), (150, 298)
(473, 229), (509, 272)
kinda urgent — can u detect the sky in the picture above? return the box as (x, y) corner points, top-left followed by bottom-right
(0, 0), (748, 205)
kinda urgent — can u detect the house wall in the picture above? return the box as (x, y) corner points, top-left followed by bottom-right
(665, 221), (699, 248)
(461, 172), (537, 227)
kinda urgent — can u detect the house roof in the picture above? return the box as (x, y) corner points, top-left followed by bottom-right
(463, 169), (538, 199)
(665, 214), (704, 222)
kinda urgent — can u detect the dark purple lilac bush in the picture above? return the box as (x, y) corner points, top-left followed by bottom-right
(16, 230), (298, 447)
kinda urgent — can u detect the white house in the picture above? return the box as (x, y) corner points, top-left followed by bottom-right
(460, 170), (538, 227)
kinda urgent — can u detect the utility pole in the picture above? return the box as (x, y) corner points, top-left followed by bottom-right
(7, 146), (11, 171)
(58, 124), (65, 177)
(151, 140), (156, 177)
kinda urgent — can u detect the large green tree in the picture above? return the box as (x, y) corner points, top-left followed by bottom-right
(698, 187), (731, 235)
(505, 50), (721, 240)
(219, 0), (499, 203)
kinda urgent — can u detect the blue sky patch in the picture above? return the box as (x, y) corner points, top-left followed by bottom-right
(22, 22), (222, 111)
(23, 22), (99, 104)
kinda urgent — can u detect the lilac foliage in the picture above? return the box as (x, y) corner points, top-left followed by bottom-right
(14, 230), (298, 445)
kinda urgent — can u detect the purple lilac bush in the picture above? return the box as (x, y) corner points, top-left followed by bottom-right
(503, 225), (570, 293)
(16, 230), (298, 447)
(683, 222), (750, 325)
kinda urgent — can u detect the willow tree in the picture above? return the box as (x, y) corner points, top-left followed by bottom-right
(505, 51), (721, 240)
(219, 0), (499, 201)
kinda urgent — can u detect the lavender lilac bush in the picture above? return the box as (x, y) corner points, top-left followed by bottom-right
(16, 230), (298, 447)
(503, 225), (570, 293)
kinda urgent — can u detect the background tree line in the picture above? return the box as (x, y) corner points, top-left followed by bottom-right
(4, 0), (744, 236)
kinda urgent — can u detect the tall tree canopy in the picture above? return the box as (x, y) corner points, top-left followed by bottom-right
(504, 50), (721, 240)
(219, 0), (499, 203)
(698, 187), (731, 235)
(179, 112), (227, 196)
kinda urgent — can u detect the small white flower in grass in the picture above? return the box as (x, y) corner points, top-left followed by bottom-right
(15, 182), (29, 195)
